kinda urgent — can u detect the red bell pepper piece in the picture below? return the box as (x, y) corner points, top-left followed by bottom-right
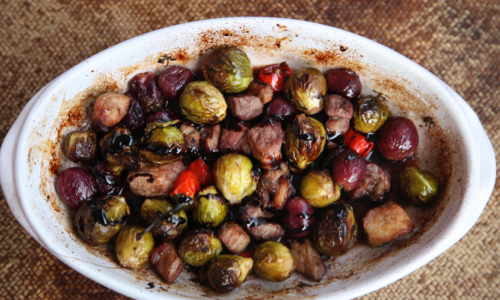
(344, 128), (374, 158)
(258, 62), (293, 93)
(188, 158), (213, 187)
(169, 170), (201, 199)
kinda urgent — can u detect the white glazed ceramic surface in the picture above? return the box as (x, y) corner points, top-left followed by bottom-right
(0, 18), (496, 300)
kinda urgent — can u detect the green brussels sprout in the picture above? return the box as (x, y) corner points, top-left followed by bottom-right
(75, 195), (130, 245)
(63, 130), (97, 163)
(313, 201), (357, 256)
(284, 67), (327, 115)
(192, 186), (228, 228)
(140, 126), (187, 164)
(98, 127), (137, 156)
(352, 96), (390, 133)
(213, 153), (258, 205)
(400, 166), (440, 205)
(207, 255), (253, 293)
(141, 198), (188, 239)
(202, 47), (253, 93)
(253, 241), (296, 282)
(178, 229), (223, 267)
(300, 169), (341, 207)
(284, 114), (326, 172)
(179, 81), (227, 124)
(114, 225), (155, 269)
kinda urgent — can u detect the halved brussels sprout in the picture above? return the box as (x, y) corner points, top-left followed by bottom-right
(300, 169), (341, 207)
(75, 195), (130, 245)
(313, 201), (357, 256)
(352, 96), (389, 133)
(140, 126), (187, 164)
(213, 153), (258, 205)
(179, 81), (227, 124)
(284, 68), (327, 115)
(178, 229), (223, 267)
(114, 225), (155, 269)
(253, 241), (296, 282)
(207, 255), (253, 293)
(202, 47), (253, 93)
(192, 186), (228, 228)
(284, 114), (326, 172)
(63, 130), (97, 163)
(400, 166), (440, 205)
(141, 198), (188, 239)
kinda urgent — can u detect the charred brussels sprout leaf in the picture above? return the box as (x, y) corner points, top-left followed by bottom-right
(178, 229), (223, 267)
(253, 241), (296, 282)
(192, 186), (228, 228)
(400, 166), (440, 205)
(352, 96), (390, 133)
(202, 47), (253, 93)
(284, 68), (327, 115)
(75, 195), (130, 245)
(179, 81), (227, 124)
(115, 225), (155, 269)
(284, 114), (326, 172)
(313, 201), (357, 256)
(141, 198), (188, 239)
(300, 169), (341, 207)
(208, 255), (253, 293)
(213, 153), (258, 205)
(63, 131), (97, 163)
(140, 126), (187, 164)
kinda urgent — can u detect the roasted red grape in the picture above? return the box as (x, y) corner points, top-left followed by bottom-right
(284, 196), (316, 238)
(56, 167), (96, 208)
(158, 66), (195, 101)
(129, 72), (164, 113)
(378, 117), (419, 161)
(332, 150), (367, 191)
(122, 93), (145, 131)
(90, 161), (122, 195)
(263, 97), (297, 125)
(146, 108), (179, 124)
(325, 69), (362, 100)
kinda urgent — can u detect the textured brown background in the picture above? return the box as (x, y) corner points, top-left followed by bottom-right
(0, 0), (499, 299)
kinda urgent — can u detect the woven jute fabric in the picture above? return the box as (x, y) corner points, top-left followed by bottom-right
(1, 0), (499, 299)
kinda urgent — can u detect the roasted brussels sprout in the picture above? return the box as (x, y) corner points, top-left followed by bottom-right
(213, 153), (258, 205)
(300, 170), (341, 208)
(313, 201), (357, 256)
(284, 114), (326, 172)
(115, 225), (155, 269)
(63, 131), (97, 163)
(400, 166), (440, 205)
(75, 195), (130, 245)
(352, 96), (389, 133)
(179, 81), (227, 124)
(192, 186), (228, 228)
(178, 229), (223, 267)
(253, 241), (296, 282)
(98, 127), (137, 155)
(207, 255), (253, 293)
(284, 68), (327, 115)
(141, 198), (188, 239)
(140, 124), (187, 164)
(202, 47), (253, 93)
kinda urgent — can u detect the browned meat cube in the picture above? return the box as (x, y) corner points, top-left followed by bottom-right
(199, 124), (221, 154)
(218, 221), (251, 254)
(271, 176), (294, 210)
(127, 161), (185, 197)
(150, 241), (183, 283)
(260, 161), (290, 193)
(247, 222), (285, 241)
(349, 163), (391, 202)
(239, 204), (275, 221)
(93, 92), (131, 132)
(227, 94), (263, 121)
(247, 120), (284, 170)
(256, 183), (271, 208)
(289, 238), (327, 281)
(219, 123), (252, 155)
(180, 123), (200, 152)
(363, 202), (414, 248)
(327, 140), (338, 149)
(246, 80), (273, 104)
(326, 118), (350, 138)
(325, 94), (353, 119)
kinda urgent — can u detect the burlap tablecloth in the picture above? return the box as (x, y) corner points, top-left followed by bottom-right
(1, 0), (498, 299)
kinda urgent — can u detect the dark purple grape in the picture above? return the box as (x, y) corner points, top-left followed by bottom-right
(378, 117), (419, 161)
(158, 66), (195, 101)
(90, 161), (121, 195)
(146, 108), (179, 124)
(284, 196), (316, 238)
(263, 97), (297, 125)
(121, 93), (145, 131)
(56, 167), (96, 208)
(322, 146), (350, 169)
(332, 150), (366, 191)
(325, 69), (362, 100)
(129, 72), (164, 113)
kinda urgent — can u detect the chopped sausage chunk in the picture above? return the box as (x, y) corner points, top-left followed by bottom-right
(180, 123), (200, 153)
(247, 120), (284, 170)
(272, 176), (294, 210)
(127, 161), (185, 197)
(239, 204), (275, 221)
(247, 223), (285, 241)
(199, 124), (221, 154)
(349, 163), (391, 202)
(260, 161), (290, 193)
(93, 92), (131, 132)
(289, 238), (327, 281)
(218, 221), (251, 254)
(227, 94), (263, 121)
(326, 118), (350, 138)
(150, 241), (183, 283)
(325, 94), (353, 119)
(257, 162), (294, 210)
(246, 80), (273, 104)
(363, 202), (414, 248)
(219, 123), (251, 155)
